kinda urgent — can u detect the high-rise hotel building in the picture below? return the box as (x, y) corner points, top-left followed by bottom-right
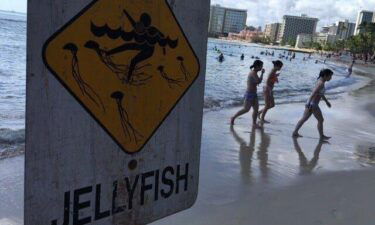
(277, 14), (318, 43)
(208, 4), (247, 36)
(355, 10), (374, 35)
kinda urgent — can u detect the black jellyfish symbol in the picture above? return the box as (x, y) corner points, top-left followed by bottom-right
(177, 56), (191, 81)
(85, 40), (152, 86)
(63, 43), (105, 112)
(157, 65), (181, 88)
(111, 91), (142, 143)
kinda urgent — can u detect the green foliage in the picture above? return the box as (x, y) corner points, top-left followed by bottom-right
(252, 36), (271, 44)
(280, 38), (296, 47)
(345, 22), (375, 54)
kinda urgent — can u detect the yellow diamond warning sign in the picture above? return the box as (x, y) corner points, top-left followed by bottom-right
(43, 0), (200, 153)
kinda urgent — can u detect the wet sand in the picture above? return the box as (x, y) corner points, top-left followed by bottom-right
(152, 66), (375, 225)
(0, 155), (23, 224)
(1, 65), (375, 224)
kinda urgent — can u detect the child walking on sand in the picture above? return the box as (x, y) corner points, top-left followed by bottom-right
(293, 69), (333, 140)
(231, 60), (265, 128)
(258, 60), (283, 123)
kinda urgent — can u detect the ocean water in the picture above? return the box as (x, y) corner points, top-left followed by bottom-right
(205, 39), (367, 110)
(0, 11), (26, 158)
(0, 11), (368, 158)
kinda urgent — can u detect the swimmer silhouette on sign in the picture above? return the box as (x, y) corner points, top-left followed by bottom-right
(85, 9), (179, 85)
(63, 43), (106, 112)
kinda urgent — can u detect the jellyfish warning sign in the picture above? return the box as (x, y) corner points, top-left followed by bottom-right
(43, 0), (200, 153)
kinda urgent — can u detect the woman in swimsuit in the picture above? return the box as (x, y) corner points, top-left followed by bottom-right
(231, 60), (265, 128)
(293, 69), (333, 140)
(258, 60), (283, 123)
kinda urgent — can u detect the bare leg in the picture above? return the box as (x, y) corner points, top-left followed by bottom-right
(252, 98), (261, 128)
(313, 107), (330, 140)
(260, 90), (274, 123)
(231, 100), (252, 125)
(293, 107), (313, 137)
(126, 47), (154, 83)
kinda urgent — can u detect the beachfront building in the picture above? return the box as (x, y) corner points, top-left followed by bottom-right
(228, 28), (264, 42)
(295, 34), (314, 48)
(355, 10), (374, 35)
(277, 14), (319, 45)
(313, 33), (338, 45)
(336, 20), (356, 40)
(320, 26), (330, 34)
(322, 20), (355, 40)
(208, 4), (247, 36)
(264, 23), (281, 43)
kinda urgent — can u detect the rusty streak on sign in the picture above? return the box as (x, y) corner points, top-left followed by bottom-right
(43, 0), (200, 153)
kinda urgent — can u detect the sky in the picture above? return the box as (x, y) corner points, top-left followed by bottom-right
(212, 0), (375, 29)
(0, 0), (26, 13)
(1, 0), (375, 28)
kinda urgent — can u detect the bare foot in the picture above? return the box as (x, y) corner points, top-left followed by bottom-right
(260, 119), (270, 124)
(292, 132), (303, 138)
(320, 135), (331, 140)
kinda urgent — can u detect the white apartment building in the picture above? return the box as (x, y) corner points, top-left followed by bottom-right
(208, 4), (247, 36)
(277, 14), (318, 44)
(323, 20), (355, 40)
(295, 34), (314, 48)
(264, 23), (281, 43)
(314, 33), (338, 45)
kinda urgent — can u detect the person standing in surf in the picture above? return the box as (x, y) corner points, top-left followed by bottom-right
(293, 69), (333, 140)
(258, 60), (283, 123)
(231, 60), (265, 128)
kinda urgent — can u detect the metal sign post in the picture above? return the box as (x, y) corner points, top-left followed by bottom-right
(25, 0), (209, 224)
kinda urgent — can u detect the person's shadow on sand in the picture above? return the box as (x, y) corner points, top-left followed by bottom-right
(230, 126), (256, 184)
(293, 138), (327, 175)
(257, 126), (271, 181)
(230, 126), (271, 183)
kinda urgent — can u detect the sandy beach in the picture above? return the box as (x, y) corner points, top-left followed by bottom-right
(1, 63), (375, 224)
(151, 64), (375, 225)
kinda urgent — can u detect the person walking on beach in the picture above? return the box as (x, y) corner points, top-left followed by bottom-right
(258, 60), (283, 123)
(347, 60), (355, 77)
(293, 69), (333, 140)
(231, 60), (265, 128)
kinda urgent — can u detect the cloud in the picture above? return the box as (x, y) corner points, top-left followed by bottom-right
(212, 0), (375, 30)
(0, 0), (26, 13)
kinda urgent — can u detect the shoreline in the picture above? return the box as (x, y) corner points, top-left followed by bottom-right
(152, 63), (375, 224)
(211, 37), (316, 53)
(1, 59), (375, 225)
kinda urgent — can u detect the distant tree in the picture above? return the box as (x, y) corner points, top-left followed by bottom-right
(346, 22), (375, 54)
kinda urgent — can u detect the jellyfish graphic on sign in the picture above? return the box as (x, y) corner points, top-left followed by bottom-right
(62, 43), (105, 112)
(85, 9), (179, 85)
(111, 91), (143, 143)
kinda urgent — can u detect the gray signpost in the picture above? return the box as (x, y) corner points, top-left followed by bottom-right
(25, 0), (209, 224)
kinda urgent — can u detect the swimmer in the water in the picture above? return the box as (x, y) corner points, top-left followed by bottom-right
(231, 60), (265, 128)
(293, 69), (333, 140)
(218, 53), (224, 62)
